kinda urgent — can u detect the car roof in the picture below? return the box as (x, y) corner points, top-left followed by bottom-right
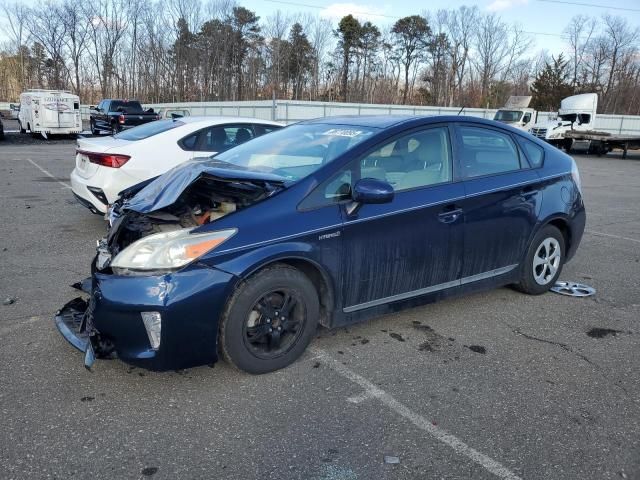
(299, 114), (525, 130)
(301, 115), (416, 128)
(175, 116), (282, 126)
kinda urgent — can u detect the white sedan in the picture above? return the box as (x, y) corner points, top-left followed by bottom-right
(71, 116), (282, 214)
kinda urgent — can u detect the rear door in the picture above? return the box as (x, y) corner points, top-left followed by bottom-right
(454, 124), (542, 279)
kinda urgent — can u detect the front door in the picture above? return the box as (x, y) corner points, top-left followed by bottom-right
(337, 126), (465, 311)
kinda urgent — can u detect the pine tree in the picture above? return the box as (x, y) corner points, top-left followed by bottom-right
(530, 54), (573, 111)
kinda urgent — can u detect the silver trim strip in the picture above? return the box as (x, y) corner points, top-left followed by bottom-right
(343, 264), (518, 313)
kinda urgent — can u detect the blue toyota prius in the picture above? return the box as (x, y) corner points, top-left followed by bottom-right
(56, 115), (586, 374)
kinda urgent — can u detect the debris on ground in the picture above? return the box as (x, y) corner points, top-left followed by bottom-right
(384, 456), (400, 464)
(3, 297), (16, 305)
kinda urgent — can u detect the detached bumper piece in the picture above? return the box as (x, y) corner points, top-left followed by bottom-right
(54, 297), (114, 370)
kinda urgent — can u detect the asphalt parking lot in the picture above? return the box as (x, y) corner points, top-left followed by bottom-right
(0, 130), (639, 480)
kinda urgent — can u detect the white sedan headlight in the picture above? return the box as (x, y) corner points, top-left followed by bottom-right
(111, 227), (236, 272)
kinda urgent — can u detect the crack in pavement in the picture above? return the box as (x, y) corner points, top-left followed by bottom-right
(510, 326), (637, 405)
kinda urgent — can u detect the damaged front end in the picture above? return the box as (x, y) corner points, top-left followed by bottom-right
(101, 159), (286, 272)
(55, 292), (115, 370)
(55, 159), (286, 370)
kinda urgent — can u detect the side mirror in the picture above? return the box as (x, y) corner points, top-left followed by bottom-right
(352, 178), (394, 204)
(90, 105), (96, 110)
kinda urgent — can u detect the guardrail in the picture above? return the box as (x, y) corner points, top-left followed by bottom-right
(2, 99), (639, 135)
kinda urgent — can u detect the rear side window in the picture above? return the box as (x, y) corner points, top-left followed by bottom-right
(110, 101), (143, 112)
(457, 126), (521, 178)
(114, 119), (184, 141)
(517, 137), (544, 168)
(180, 124), (257, 153)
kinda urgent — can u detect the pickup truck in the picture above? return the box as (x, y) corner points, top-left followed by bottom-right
(89, 99), (159, 135)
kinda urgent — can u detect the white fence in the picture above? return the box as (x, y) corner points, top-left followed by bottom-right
(2, 99), (639, 135)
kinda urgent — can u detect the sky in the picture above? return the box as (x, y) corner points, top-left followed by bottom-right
(240, 0), (640, 55)
(2, 0), (639, 55)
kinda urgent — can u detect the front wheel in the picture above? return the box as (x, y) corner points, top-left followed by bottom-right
(90, 120), (99, 135)
(220, 265), (319, 374)
(516, 225), (565, 295)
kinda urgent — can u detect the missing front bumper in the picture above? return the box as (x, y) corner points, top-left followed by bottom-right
(54, 296), (114, 369)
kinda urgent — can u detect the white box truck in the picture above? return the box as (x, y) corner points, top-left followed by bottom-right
(18, 89), (82, 138)
(493, 96), (537, 131)
(529, 93), (598, 149)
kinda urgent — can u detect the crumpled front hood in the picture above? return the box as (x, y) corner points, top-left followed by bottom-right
(123, 158), (288, 214)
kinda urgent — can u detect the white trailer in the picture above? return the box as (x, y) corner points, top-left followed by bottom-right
(18, 89), (82, 138)
(529, 93), (598, 149)
(493, 96), (537, 131)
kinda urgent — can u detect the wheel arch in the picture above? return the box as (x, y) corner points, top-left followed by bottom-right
(238, 255), (336, 328)
(546, 216), (572, 253)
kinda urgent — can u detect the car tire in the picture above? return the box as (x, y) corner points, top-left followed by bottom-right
(18, 121), (26, 134)
(111, 122), (119, 135)
(90, 120), (98, 135)
(220, 264), (319, 374)
(516, 224), (565, 295)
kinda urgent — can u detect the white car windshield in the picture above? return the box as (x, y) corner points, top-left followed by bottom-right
(213, 123), (377, 181)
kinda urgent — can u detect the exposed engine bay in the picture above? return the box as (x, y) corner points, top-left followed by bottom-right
(96, 173), (284, 271)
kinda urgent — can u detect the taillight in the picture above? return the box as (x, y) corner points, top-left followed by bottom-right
(118, 114), (125, 124)
(571, 160), (582, 195)
(78, 150), (130, 168)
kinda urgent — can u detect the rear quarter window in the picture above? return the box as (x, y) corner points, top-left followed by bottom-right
(517, 137), (544, 168)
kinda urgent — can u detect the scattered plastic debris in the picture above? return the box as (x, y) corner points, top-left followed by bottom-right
(3, 297), (16, 305)
(384, 456), (400, 464)
(550, 281), (595, 297)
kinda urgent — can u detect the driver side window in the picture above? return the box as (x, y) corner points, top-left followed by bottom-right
(299, 126), (453, 210)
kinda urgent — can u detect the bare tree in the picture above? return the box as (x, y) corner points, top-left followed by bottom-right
(563, 15), (597, 90)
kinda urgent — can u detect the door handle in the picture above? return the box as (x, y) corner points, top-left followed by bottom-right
(438, 207), (463, 224)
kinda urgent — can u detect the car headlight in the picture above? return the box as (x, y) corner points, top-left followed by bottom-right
(111, 227), (237, 272)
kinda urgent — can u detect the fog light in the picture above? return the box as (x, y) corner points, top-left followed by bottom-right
(141, 312), (161, 350)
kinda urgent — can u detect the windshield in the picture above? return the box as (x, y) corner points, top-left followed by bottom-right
(559, 113), (578, 122)
(494, 110), (523, 122)
(114, 119), (184, 141)
(213, 123), (378, 181)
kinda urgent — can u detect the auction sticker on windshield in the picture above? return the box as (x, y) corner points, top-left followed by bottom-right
(322, 128), (364, 137)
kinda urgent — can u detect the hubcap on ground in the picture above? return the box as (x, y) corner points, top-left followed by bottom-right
(533, 237), (561, 286)
(244, 290), (304, 359)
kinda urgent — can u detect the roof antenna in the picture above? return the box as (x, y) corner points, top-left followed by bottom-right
(457, 106), (465, 115)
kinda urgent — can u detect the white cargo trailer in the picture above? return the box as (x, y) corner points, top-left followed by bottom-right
(18, 89), (82, 138)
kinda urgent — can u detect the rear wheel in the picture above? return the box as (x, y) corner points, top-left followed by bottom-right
(18, 121), (26, 134)
(220, 265), (319, 374)
(516, 225), (565, 295)
(110, 122), (120, 135)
